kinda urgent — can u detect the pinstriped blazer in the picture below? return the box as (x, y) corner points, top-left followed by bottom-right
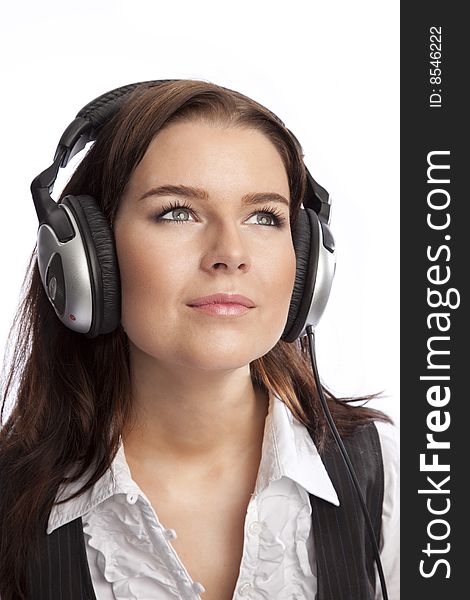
(22, 421), (383, 600)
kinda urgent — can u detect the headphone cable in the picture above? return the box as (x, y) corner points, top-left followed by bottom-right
(305, 325), (389, 600)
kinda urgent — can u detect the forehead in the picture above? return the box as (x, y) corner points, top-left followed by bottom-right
(126, 121), (290, 197)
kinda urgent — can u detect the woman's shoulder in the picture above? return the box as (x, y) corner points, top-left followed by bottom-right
(373, 419), (400, 475)
(341, 418), (399, 495)
(373, 419), (400, 525)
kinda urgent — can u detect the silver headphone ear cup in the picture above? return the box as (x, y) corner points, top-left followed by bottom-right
(37, 205), (94, 334)
(303, 218), (336, 334)
(37, 195), (120, 336)
(282, 208), (336, 342)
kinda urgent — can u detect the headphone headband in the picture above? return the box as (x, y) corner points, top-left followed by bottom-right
(31, 79), (331, 227)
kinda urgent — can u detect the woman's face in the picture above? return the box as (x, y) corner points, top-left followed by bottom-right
(114, 120), (296, 372)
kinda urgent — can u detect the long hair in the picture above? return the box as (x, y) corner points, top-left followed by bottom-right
(0, 79), (392, 599)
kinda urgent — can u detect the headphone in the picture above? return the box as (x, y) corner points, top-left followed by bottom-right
(30, 79), (336, 342)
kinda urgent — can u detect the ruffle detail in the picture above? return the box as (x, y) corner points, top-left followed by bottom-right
(238, 477), (317, 600)
(82, 495), (197, 600)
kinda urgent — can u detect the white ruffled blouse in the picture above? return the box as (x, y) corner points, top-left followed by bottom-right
(47, 389), (400, 600)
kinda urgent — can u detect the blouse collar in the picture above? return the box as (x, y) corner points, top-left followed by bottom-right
(47, 388), (339, 535)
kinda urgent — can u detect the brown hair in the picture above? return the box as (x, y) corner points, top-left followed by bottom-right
(0, 79), (392, 599)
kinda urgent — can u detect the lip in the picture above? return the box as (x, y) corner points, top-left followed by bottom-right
(189, 303), (251, 317)
(187, 293), (256, 308)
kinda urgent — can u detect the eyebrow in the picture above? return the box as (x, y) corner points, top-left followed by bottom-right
(137, 184), (289, 207)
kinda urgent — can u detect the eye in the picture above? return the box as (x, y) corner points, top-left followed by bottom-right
(153, 200), (287, 228)
(245, 211), (283, 227)
(160, 205), (194, 223)
(154, 201), (196, 224)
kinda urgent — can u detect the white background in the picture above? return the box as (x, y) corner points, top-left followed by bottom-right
(0, 1), (399, 426)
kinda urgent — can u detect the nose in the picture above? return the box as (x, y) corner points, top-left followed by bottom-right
(200, 218), (251, 274)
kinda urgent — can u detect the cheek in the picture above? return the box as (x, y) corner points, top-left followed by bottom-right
(118, 236), (156, 293)
(287, 245), (297, 289)
(276, 242), (297, 294)
(114, 227), (180, 327)
(260, 240), (297, 318)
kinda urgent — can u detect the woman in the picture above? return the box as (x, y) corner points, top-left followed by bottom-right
(0, 80), (399, 599)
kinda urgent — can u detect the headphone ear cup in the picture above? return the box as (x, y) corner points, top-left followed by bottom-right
(282, 208), (315, 342)
(282, 208), (336, 342)
(61, 195), (121, 336)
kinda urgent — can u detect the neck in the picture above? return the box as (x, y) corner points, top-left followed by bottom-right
(121, 343), (269, 478)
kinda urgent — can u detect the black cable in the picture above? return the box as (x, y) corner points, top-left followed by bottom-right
(305, 325), (389, 600)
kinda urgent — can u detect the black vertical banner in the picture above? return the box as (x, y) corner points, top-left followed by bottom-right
(401, 3), (466, 599)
